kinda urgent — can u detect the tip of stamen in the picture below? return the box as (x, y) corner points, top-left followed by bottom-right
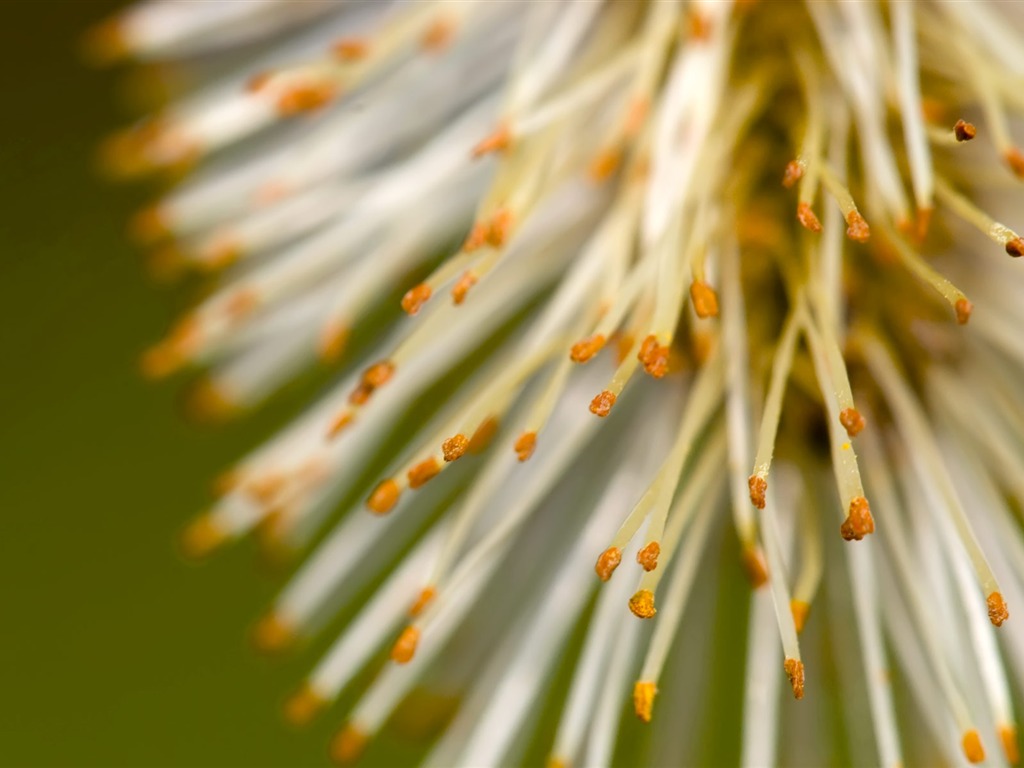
(589, 149), (622, 181)
(741, 544), (769, 588)
(839, 407), (866, 438)
(327, 411), (354, 439)
(401, 283), (432, 315)
(962, 729), (986, 764)
(276, 82), (337, 116)
(628, 589), (657, 619)
(546, 757), (568, 768)
(130, 204), (170, 244)
(954, 119), (977, 142)
(784, 658), (805, 699)
(251, 612), (296, 654)
(331, 38), (369, 61)
(845, 211), (871, 243)
(589, 390), (617, 417)
(319, 323), (350, 363)
(955, 298), (973, 325)
(367, 479), (400, 515)
(330, 724), (368, 765)
(391, 626), (420, 664)
(595, 546), (622, 581)
(514, 432), (537, 462)
(636, 541), (661, 572)
(570, 334), (606, 363)
(841, 496), (875, 541)
(178, 515), (227, 560)
(408, 458), (440, 489)
(1000, 724), (1020, 765)
(782, 159), (804, 188)
(442, 434), (469, 462)
(988, 591), (1009, 627)
(421, 16), (455, 51)
(283, 683), (327, 727)
(790, 600), (811, 634)
(451, 271), (478, 305)
(638, 335), (669, 378)
(81, 18), (130, 67)
(1005, 237), (1024, 258)
(1005, 148), (1024, 179)
(797, 202), (822, 233)
(748, 475), (767, 510)
(690, 281), (720, 319)
(471, 124), (512, 158)
(186, 377), (238, 423)
(633, 681), (657, 722)
(350, 362), (395, 405)
(467, 417), (499, 454)
(486, 209), (513, 248)
(409, 587), (436, 618)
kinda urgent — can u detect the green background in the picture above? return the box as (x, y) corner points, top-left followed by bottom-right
(0, 2), (353, 765)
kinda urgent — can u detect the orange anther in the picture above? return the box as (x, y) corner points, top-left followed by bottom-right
(589, 390), (617, 418)
(636, 542), (661, 571)
(782, 160), (804, 188)
(638, 335), (669, 378)
(628, 589), (657, 619)
(595, 547), (622, 581)
(442, 434), (469, 462)
(1006, 148), (1024, 179)
(784, 658), (805, 699)
(401, 283), (432, 315)
(797, 202), (822, 233)
(748, 475), (767, 510)
(330, 724), (368, 765)
(690, 281), (720, 318)
(284, 683), (326, 727)
(472, 124), (511, 158)
(391, 626), (420, 664)
(276, 82), (336, 116)
(514, 432), (537, 462)
(963, 729), (986, 764)
(571, 334), (606, 363)
(841, 496), (875, 541)
(1005, 237), (1024, 258)
(955, 298), (973, 325)
(741, 544), (769, 588)
(845, 211), (870, 243)
(839, 407), (866, 438)
(331, 38), (369, 61)
(367, 479), (400, 515)
(791, 600), (810, 634)
(451, 272), (478, 305)
(954, 119), (977, 142)
(408, 458), (440, 489)
(467, 417), (499, 454)
(409, 587), (436, 617)
(633, 681), (657, 722)
(988, 591), (1009, 627)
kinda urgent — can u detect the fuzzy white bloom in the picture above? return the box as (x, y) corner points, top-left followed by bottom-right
(91, 1), (1024, 765)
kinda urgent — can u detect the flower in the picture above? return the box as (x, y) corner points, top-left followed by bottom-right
(90, 1), (1024, 765)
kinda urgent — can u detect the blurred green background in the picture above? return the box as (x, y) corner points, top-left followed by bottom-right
(0, 2), (350, 765)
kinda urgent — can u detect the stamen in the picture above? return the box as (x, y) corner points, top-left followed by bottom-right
(367, 479), (400, 515)
(330, 724), (368, 765)
(633, 680), (657, 722)
(790, 600), (810, 634)
(840, 496), (875, 542)
(409, 587), (436, 618)
(741, 543), (769, 587)
(954, 119), (977, 142)
(628, 589), (656, 619)
(962, 730), (985, 764)
(1000, 724), (1020, 765)
(283, 683), (326, 727)
(797, 202), (822, 234)
(636, 541), (660, 572)
(390, 626), (420, 664)
(784, 658), (804, 700)
(839, 408), (866, 438)
(441, 434), (469, 462)
(589, 390), (616, 418)
(637, 335), (670, 379)
(401, 283), (432, 315)
(988, 591), (1010, 627)
(514, 432), (537, 462)
(595, 547), (622, 582)
(689, 280), (720, 318)
(178, 515), (227, 560)
(407, 458), (440, 489)
(251, 611), (296, 654)
(570, 334), (606, 363)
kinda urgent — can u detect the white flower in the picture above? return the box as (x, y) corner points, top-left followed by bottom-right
(92, 1), (1024, 765)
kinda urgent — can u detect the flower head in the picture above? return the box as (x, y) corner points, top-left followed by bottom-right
(93, 1), (1024, 765)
